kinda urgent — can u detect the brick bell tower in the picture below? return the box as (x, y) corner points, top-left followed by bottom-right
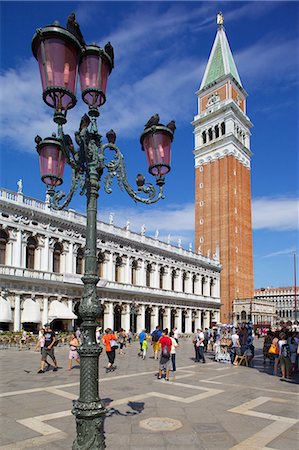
(193, 13), (254, 323)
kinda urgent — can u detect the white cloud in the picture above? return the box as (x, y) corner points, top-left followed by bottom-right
(235, 37), (298, 88)
(252, 197), (299, 231)
(263, 247), (297, 258)
(97, 202), (194, 247)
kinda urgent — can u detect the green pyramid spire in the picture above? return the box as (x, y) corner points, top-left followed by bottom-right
(200, 13), (242, 89)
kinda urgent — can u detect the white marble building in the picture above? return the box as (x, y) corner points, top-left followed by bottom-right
(255, 287), (298, 325)
(0, 187), (221, 333)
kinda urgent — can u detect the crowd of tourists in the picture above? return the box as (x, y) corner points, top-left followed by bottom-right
(262, 329), (299, 379)
(29, 320), (299, 380)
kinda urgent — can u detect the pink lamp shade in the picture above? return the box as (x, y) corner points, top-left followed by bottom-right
(140, 126), (173, 177)
(79, 45), (112, 108)
(37, 137), (66, 187)
(32, 25), (82, 112)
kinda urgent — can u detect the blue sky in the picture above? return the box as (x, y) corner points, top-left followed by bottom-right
(0, 1), (298, 289)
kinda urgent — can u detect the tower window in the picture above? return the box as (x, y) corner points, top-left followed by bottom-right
(200, 166), (203, 172)
(215, 125), (219, 138)
(199, 183), (203, 189)
(208, 128), (213, 141)
(202, 131), (207, 144)
(221, 122), (225, 135)
(200, 237), (204, 244)
(200, 201), (204, 207)
(200, 219), (204, 225)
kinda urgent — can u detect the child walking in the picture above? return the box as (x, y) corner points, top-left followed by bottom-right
(142, 336), (148, 359)
(68, 334), (80, 370)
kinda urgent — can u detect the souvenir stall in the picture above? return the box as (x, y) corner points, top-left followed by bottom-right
(214, 325), (233, 363)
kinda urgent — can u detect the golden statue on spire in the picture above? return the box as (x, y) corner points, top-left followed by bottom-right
(217, 12), (224, 26)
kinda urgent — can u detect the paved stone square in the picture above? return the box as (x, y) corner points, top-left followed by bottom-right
(0, 339), (298, 449)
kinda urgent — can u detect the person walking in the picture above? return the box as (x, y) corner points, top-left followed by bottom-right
(102, 328), (117, 373)
(172, 327), (179, 344)
(278, 332), (292, 380)
(127, 329), (133, 345)
(230, 330), (241, 364)
(157, 329), (172, 381)
(142, 335), (148, 359)
(68, 334), (80, 370)
(204, 328), (209, 352)
(151, 326), (162, 360)
(117, 328), (126, 355)
(138, 329), (147, 356)
(38, 324), (58, 373)
(169, 330), (178, 377)
(193, 328), (206, 363)
(75, 327), (82, 345)
(19, 329), (28, 351)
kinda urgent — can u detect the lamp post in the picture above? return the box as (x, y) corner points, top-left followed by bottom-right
(32, 17), (175, 450)
(130, 302), (138, 333)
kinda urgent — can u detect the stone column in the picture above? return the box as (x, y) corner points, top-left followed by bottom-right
(194, 310), (201, 331)
(138, 260), (146, 287)
(185, 273), (192, 294)
(104, 302), (114, 330)
(21, 232), (28, 268)
(14, 294), (21, 331)
(203, 277), (210, 296)
(185, 309), (192, 333)
(136, 304), (145, 332)
(153, 264), (160, 289)
(106, 253), (114, 281)
(68, 299), (74, 330)
(125, 257), (131, 284)
(174, 309), (182, 333)
(163, 306), (171, 330)
(164, 267), (171, 290)
(42, 296), (48, 326)
(66, 242), (74, 273)
(203, 311), (210, 329)
(174, 269), (181, 292)
(151, 306), (159, 329)
(214, 310), (220, 324)
(7, 239), (13, 266)
(14, 230), (22, 267)
(121, 304), (130, 331)
(42, 236), (50, 272)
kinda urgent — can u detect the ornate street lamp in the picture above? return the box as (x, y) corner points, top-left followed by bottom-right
(32, 14), (175, 450)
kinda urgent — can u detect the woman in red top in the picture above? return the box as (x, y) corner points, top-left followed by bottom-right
(158, 328), (172, 381)
(102, 328), (117, 373)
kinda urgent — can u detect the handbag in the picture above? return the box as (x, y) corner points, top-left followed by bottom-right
(110, 339), (118, 350)
(268, 343), (278, 355)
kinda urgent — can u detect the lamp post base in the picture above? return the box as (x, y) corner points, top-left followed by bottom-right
(72, 400), (106, 450)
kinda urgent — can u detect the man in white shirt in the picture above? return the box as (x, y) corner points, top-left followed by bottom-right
(230, 331), (241, 364)
(193, 329), (206, 363)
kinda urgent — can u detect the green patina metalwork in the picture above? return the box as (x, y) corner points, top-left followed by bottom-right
(202, 30), (242, 89)
(203, 38), (225, 87)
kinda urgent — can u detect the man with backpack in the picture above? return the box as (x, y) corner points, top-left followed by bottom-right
(157, 328), (172, 381)
(151, 326), (162, 359)
(278, 332), (292, 379)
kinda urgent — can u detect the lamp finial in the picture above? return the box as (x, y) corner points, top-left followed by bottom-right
(217, 12), (224, 28)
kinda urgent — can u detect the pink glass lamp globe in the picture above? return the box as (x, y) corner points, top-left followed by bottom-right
(79, 44), (113, 111)
(140, 125), (174, 178)
(36, 137), (66, 187)
(32, 24), (82, 114)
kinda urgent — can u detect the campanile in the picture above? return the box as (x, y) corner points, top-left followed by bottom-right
(193, 13), (254, 323)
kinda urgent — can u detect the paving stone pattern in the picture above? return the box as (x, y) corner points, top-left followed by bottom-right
(0, 339), (298, 449)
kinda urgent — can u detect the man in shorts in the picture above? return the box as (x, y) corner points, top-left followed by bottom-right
(157, 328), (172, 381)
(38, 324), (58, 373)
